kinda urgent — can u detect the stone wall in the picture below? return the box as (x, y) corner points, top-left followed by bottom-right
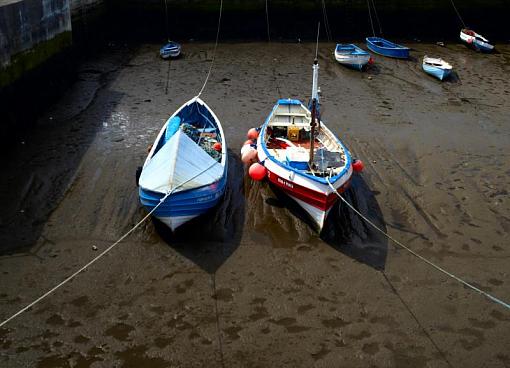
(0, 0), (72, 88)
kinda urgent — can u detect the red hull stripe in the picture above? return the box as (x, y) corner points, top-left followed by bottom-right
(266, 170), (349, 211)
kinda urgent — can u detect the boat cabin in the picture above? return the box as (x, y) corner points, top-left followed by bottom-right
(263, 100), (348, 178)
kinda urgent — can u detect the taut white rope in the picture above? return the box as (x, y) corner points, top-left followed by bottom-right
(197, 0), (223, 98)
(325, 177), (510, 311)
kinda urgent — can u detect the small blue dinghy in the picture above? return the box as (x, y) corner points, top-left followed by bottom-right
(366, 37), (409, 59)
(422, 56), (453, 81)
(138, 97), (227, 231)
(334, 44), (372, 71)
(160, 41), (181, 59)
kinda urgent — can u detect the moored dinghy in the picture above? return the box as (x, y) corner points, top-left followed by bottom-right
(256, 59), (354, 231)
(138, 97), (227, 231)
(160, 41), (182, 59)
(422, 56), (453, 81)
(460, 28), (494, 52)
(366, 37), (409, 59)
(334, 43), (372, 71)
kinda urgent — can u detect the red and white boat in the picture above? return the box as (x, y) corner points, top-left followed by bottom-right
(255, 59), (353, 231)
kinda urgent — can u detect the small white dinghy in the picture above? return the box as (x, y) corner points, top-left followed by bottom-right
(422, 56), (453, 81)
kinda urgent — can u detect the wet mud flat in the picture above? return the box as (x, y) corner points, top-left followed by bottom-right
(1, 42), (510, 367)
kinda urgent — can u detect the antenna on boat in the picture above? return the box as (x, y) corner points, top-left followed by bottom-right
(312, 22), (320, 106)
(309, 22), (321, 166)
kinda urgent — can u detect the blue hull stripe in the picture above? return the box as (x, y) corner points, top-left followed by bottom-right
(139, 174), (227, 217)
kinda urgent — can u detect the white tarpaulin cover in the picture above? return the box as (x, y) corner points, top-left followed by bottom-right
(139, 130), (223, 194)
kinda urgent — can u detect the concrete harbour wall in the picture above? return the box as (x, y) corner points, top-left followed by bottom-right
(0, 0), (72, 88)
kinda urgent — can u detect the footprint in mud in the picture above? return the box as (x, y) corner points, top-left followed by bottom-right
(104, 322), (134, 341)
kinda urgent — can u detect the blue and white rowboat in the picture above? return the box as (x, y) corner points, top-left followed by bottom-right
(422, 56), (453, 81)
(366, 37), (409, 59)
(160, 41), (181, 59)
(138, 97), (227, 231)
(460, 29), (494, 53)
(334, 44), (371, 71)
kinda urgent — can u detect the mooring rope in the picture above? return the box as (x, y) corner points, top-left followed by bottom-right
(366, 0), (376, 37)
(325, 178), (510, 311)
(163, 0), (170, 41)
(449, 0), (466, 28)
(0, 158), (224, 328)
(265, 0), (271, 42)
(265, 0), (282, 98)
(320, 0), (332, 42)
(370, 0), (383, 35)
(197, 0), (223, 97)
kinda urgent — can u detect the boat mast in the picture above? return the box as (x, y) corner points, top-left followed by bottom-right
(309, 98), (317, 165)
(309, 23), (320, 166)
(311, 59), (320, 105)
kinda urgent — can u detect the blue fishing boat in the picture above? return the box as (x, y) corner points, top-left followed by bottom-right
(138, 97), (227, 231)
(160, 41), (181, 59)
(422, 56), (453, 81)
(334, 44), (372, 71)
(366, 37), (409, 59)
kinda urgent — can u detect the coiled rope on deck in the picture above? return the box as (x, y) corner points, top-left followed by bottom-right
(197, 0), (223, 97)
(0, 158), (224, 328)
(325, 178), (510, 311)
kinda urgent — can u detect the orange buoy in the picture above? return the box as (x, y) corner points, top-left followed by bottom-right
(352, 159), (364, 173)
(368, 56), (375, 65)
(213, 142), (222, 152)
(248, 162), (266, 181)
(247, 127), (259, 140)
(242, 149), (258, 164)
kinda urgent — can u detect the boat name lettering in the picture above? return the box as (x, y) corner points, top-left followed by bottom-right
(277, 177), (294, 189)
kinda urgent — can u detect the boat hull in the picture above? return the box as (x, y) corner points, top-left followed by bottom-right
(335, 44), (370, 71)
(460, 30), (494, 53)
(257, 100), (353, 231)
(139, 175), (226, 231)
(160, 42), (182, 59)
(139, 97), (227, 231)
(366, 37), (409, 59)
(265, 169), (350, 230)
(422, 64), (451, 81)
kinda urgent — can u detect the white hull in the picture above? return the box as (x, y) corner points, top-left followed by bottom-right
(334, 53), (370, 68)
(460, 29), (494, 52)
(290, 194), (331, 230)
(157, 214), (199, 232)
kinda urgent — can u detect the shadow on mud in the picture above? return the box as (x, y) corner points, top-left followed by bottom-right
(254, 173), (388, 271)
(321, 174), (388, 271)
(154, 151), (245, 274)
(0, 63), (130, 255)
(366, 63), (381, 75)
